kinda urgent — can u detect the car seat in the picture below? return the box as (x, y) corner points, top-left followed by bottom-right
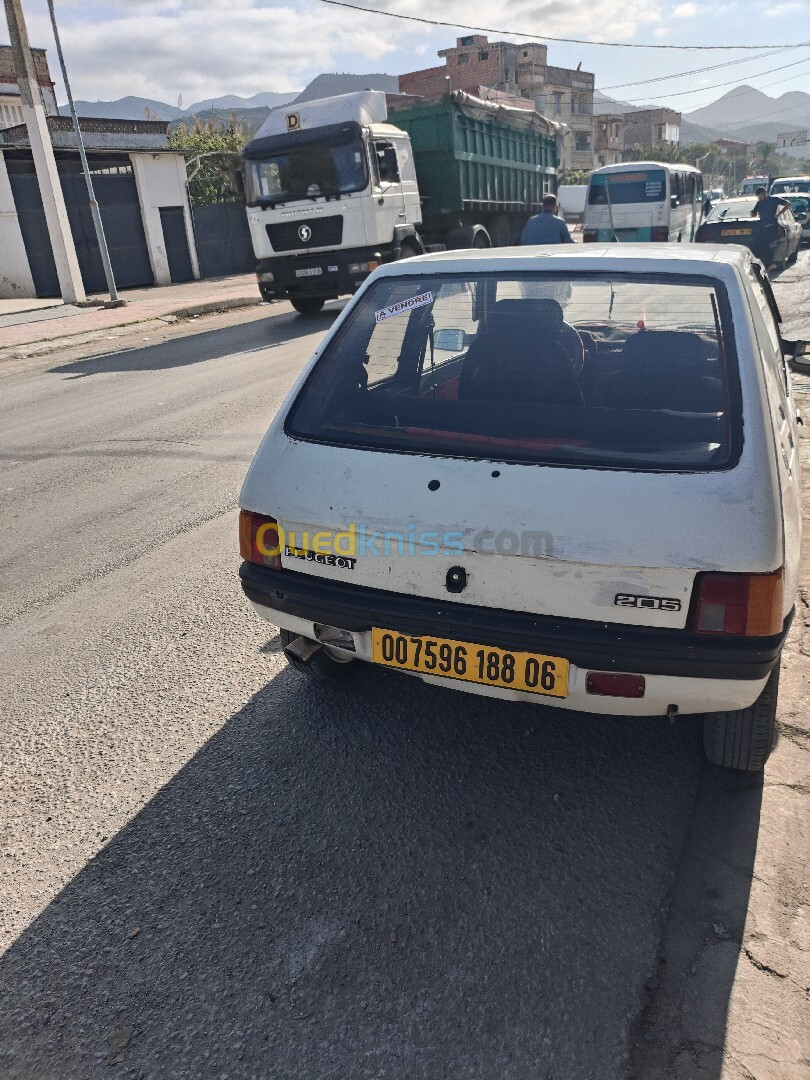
(458, 299), (584, 406)
(602, 330), (724, 412)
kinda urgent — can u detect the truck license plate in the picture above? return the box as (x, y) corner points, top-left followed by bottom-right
(371, 629), (568, 698)
(295, 267), (322, 278)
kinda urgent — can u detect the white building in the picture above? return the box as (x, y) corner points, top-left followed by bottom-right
(0, 44), (58, 128)
(0, 117), (199, 298)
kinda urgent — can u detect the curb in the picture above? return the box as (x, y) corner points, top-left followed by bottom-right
(168, 297), (262, 319)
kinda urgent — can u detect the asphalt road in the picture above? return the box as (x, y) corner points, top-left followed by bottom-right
(0, 258), (805, 1079)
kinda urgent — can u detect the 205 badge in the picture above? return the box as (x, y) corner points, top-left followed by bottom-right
(615, 593), (681, 611)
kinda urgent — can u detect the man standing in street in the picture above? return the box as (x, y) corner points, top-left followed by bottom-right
(521, 194), (575, 245)
(750, 186), (789, 271)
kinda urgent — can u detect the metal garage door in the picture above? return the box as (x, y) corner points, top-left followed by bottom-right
(6, 152), (154, 298)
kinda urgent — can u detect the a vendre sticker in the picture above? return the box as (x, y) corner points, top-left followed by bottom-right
(375, 291), (433, 323)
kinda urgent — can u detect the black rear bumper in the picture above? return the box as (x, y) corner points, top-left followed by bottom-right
(239, 562), (790, 681)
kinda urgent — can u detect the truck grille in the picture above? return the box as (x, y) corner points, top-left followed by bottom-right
(266, 216), (344, 252)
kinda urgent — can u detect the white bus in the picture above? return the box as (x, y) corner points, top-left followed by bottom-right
(583, 162), (704, 244)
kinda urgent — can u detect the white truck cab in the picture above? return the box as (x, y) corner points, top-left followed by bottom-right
(243, 91), (422, 315)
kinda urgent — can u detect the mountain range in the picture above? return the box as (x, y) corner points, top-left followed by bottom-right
(61, 76), (810, 155)
(60, 74), (399, 123)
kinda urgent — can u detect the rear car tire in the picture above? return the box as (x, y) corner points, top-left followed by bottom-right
(291, 297), (325, 316)
(279, 629), (356, 680)
(702, 663), (780, 772)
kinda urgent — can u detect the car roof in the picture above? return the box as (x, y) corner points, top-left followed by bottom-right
(373, 244), (754, 281)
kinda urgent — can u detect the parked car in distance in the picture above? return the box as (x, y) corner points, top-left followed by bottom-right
(706, 188), (725, 203)
(695, 196), (801, 269)
(785, 194), (810, 243)
(769, 175), (810, 197)
(740, 175), (770, 196)
(239, 245), (804, 772)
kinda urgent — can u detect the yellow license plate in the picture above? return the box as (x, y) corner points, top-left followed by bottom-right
(371, 629), (569, 698)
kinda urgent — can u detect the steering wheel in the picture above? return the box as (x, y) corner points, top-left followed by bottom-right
(560, 322), (585, 377)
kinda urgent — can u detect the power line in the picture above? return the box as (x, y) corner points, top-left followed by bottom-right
(616, 50), (810, 103)
(314, 0), (806, 51)
(598, 45), (801, 92)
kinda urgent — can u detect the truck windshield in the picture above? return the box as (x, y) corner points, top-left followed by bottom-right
(245, 139), (368, 205)
(588, 170), (667, 205)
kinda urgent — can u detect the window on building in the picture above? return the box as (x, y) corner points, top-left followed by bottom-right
(575, 133), (591, 151)
(553, 92), (562, 115)
(656, 125), (664, 141)
(479, 50), (489, 60)
(523, 50), (529, 57)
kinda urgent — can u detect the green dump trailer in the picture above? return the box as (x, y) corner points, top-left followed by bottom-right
(387, 90), (562, 247)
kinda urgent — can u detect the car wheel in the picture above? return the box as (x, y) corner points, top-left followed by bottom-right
(279, 629), (357, 680)
(291, 297), (325, 316)
(703, 663), (779, 772)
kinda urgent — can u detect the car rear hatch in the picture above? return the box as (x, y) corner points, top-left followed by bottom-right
(242, 263), (782, 635)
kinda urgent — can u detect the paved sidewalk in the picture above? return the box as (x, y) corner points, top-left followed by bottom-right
(0, 274), (262, 352)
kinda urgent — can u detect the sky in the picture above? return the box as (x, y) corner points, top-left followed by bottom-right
(5, 0), (810, 115)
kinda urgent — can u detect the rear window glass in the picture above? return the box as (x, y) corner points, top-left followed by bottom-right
(286, 272), (739, 471)
(588, 170), (666, 205)
(706, 198), (757, 221)
(770, 178), (810, 194)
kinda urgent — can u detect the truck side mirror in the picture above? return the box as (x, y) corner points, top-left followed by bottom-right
(670, 195), (679, 209)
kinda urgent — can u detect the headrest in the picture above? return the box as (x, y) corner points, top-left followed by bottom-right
(491, 298), (565, 337)
(621, 330), (707, 376)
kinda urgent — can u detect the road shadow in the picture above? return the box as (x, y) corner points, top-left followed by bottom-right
(0, 657), (760, 1080)
(629, 765), (763, 1077)
(47, 305), (342, 379)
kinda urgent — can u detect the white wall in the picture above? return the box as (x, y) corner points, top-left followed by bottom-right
(130, 153), (199, 286)
(0, 151), (37, 298)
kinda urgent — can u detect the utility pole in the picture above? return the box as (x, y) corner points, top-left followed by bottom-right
(3, 0), (85, 304)
(47, 0), (123, 306)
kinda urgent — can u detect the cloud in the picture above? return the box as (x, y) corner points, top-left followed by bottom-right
(672, 3), (699, 15)
(17, 0), (669, 103)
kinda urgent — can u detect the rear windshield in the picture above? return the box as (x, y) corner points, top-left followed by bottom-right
(706, 198), (757, 221)
(286, 272), (740, 471)
(588, 170), (666, 205)
(770, 178), (810, 194)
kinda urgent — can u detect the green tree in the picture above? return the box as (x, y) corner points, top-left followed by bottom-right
(559, 169), (592, 185)
(168, 116), (246, 207)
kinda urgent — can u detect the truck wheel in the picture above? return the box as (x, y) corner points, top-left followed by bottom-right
(488, 215), (511, 247)
(291, 297), (325, 316)
(471, 229), (491, 249)
(279, 629), (356, 680)
(702, 663), (779, 772)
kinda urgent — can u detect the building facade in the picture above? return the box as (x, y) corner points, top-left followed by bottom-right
(0, 44), (57, 128)
(399, 35), (594, 170)
(621, 109), (681, 156)
(0, 117), (199, 297)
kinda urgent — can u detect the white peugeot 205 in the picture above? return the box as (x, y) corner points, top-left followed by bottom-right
(239, 244), (805, 772)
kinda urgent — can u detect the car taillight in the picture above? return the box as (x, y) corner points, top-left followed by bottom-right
(239, 510), (282, 569)
(691, 570), (783, 636)
(583, 230), (597, 243)
(651, 226), (670, 241)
